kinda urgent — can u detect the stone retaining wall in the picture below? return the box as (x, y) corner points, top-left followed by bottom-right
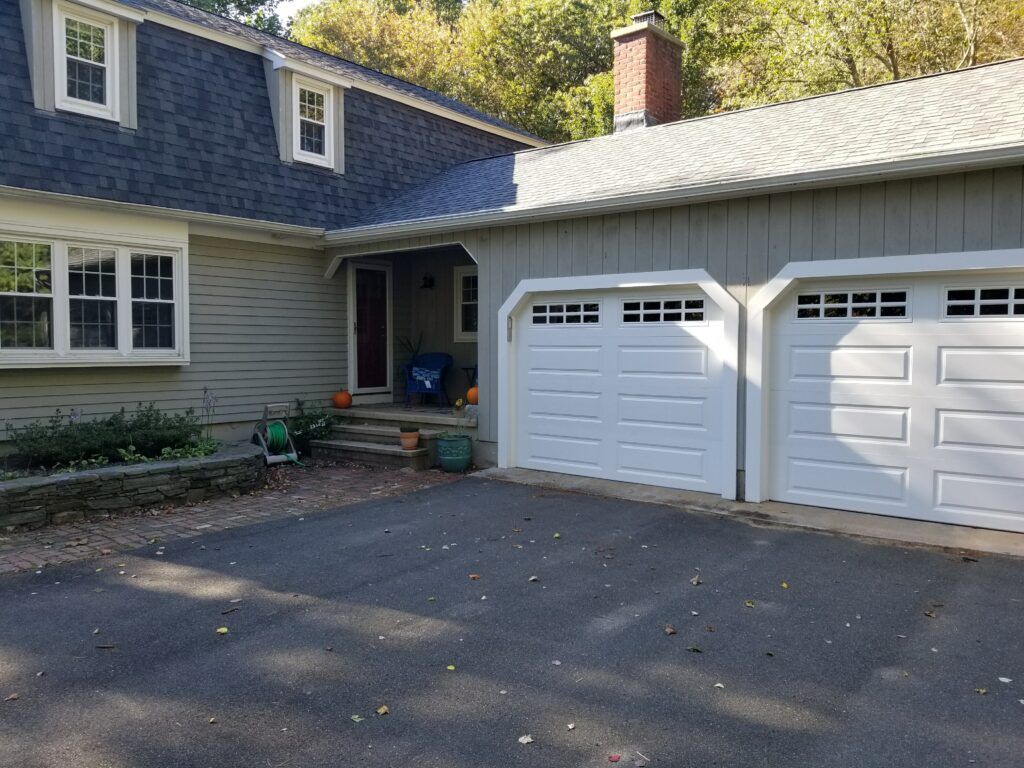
(0, 443), (266, 531)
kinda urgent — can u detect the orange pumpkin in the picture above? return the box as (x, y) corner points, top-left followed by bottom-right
(332, 390), (353, 409)
(466, 386), (479, 405)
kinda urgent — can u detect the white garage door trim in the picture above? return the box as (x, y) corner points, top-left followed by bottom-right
(497, 269), (741, 500)
(744, 248), (1024, 506)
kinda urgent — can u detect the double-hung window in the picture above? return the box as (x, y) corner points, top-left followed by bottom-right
(292, 77), (333, 168)
(0, 234), (187, 367)
(453, 266), (478, 342)
(54, 3), (119, 121)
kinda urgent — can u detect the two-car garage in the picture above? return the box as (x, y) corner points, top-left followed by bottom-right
(499, 255), (1024, 534)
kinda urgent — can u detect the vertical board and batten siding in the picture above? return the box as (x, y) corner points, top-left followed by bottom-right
(330, 167), (1024, 462)
(0, 236), (346, 437)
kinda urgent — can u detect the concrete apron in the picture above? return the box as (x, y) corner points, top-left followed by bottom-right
(475, 467), (1024, 558)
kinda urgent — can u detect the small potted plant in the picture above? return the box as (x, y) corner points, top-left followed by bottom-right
(436, 399), (472, 472)
(399, 424), (420, 451)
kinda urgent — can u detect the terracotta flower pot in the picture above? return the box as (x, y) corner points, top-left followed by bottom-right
(399, 429), (420, 451)
(332, 390), (353, 409)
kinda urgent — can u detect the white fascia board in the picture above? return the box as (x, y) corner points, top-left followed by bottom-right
(323, 143), (1024, 246)
(496, 269), (741, 500)
(69, 0), (146, 22)
(742, 247), (1024, 503)
(141, 10), (544, 148)
(0, 185), (324, 239)
(263, 47), (352, 90)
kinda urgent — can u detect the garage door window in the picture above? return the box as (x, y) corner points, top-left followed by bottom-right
(531, 302), (600, 325)
(944, 287), (1024, 318)
(795, 290), (908, 320)
(622, 298), (704, 324)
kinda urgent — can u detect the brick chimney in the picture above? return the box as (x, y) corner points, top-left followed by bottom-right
(610, 10), (683, 132)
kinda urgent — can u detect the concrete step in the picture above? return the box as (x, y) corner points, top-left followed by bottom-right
(310, 439), (434, 470)
(330, 423), (440, 464)
(330, 406), (477, 430)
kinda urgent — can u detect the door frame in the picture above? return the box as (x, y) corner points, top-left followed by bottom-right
(497, 269), (741, 500)
(346, 259), (393, 403)
(743, 248), (1024, 504)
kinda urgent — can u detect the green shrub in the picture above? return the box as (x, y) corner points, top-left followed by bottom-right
(289, 399), (335, 455)
(6, 403), (208, 469)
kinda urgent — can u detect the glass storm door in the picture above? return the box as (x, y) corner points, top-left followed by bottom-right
(353, 265), (390, 392)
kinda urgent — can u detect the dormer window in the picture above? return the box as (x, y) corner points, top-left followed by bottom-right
(54, 3), (120, 121)
(292, 77), (333, 168)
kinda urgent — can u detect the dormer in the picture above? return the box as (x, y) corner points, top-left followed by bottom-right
(263, 48), (350, 175)
(19, 0), (144, 127)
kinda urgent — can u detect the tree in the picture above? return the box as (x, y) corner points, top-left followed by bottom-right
(184, 0), (284, 34)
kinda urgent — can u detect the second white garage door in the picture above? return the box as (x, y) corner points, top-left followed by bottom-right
(769, 272), (1024, 532)
(513, 287), (727, 494)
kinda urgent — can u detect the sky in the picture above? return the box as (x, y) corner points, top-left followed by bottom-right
(277, 0), (319, 23)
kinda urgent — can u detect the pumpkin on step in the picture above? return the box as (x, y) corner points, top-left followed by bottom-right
(466, 386), (479, 405)
(332, 390), (353, 409)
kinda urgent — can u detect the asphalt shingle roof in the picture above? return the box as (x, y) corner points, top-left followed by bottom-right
(343, 58), (1024, 234)
(121, 0), (539, 142)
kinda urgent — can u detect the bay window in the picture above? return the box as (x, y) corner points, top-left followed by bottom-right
(0, 235), (187, 367)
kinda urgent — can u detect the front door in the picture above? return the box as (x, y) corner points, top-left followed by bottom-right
(352, 264), (390, 393)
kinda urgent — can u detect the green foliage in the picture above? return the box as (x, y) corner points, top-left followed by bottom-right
(6, 404), (208, 469)
(289, 0), (1024, 142)
(289, 400), (335, 455)
(182, 0), (284, 34)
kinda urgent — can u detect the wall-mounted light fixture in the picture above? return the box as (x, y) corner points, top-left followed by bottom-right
(420, 272), (435, 289)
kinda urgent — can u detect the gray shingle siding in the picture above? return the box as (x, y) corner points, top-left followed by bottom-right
(0, 0), (526, 228)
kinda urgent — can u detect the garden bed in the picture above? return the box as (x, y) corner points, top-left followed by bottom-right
(0, 442), (265, 531)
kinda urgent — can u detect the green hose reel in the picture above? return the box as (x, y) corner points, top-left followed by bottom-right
(253, 404), (302, 466)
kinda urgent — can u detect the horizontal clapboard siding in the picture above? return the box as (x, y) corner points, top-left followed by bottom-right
(0, 236), (345, 437)
(330, 167), (1024, 456)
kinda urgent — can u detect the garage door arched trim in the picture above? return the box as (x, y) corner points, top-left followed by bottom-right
(498, 270), (741, 500)
(744, 248), (1024, 506)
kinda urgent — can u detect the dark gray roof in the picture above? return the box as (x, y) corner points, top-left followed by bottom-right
(338, 58), (1024, 235)
(121, 0), (540, 143)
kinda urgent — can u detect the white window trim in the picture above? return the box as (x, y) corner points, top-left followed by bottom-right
(942, 283), (1024, 321)
(453, 265), (478, 342)
(620, 295), (707, 326)
(792, 287), (912, 322)
(0, 233), (189, 368)
(291, 75), (334, 169)
(53, 1), (120, 122)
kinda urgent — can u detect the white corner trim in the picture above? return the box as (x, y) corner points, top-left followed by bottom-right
(497, 269), (741, 500)
(263, 47), (353, 90)
(743, 248), (1024, 504)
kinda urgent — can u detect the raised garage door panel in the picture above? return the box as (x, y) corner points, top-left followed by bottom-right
(769, 274), (1024, 532)
(515, 289), (724, 493)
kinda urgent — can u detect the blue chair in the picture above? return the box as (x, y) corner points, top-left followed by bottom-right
(403, 353), (453, 406)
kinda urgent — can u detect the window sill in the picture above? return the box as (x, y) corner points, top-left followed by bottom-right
(0, 354), (189, 369)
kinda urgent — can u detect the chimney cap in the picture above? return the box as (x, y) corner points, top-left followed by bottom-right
(631, 9), (666, 26)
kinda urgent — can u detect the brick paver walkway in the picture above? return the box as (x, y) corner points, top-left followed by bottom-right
(0, 462), (458, 576)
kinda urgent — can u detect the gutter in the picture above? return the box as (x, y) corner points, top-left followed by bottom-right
(322, 143), (1024, 247)
(0, 185), (326, 239)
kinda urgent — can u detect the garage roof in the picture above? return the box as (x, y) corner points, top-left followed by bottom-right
(327, 58), (1024, 243)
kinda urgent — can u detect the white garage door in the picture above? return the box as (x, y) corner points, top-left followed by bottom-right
(769, 272), (1024, 532)
(514, 288), (726, 493)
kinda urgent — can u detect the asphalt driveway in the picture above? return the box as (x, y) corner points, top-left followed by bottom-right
(1, 476), (1022, 767)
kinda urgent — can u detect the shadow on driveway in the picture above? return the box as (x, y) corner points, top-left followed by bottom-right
(0, 477), (1021, 767)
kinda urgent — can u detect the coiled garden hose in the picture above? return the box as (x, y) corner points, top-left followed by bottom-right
(265, 420), (304, 466)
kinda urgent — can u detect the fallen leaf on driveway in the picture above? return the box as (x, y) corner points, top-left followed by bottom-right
(609, 755), (621, 763)
(567, 723), (575, 730)
(553, 533), (562, 539)
(706, 625), (716, 633)
(998, 677), (1013, 684)
(95, 644), (116, 650)
(376, 704), (390, 716)
(664, 624), (677, 636)
(208, 717), (217, 725)
(687, 645), (702, 653)
(744, 600), (755, 608)
(221, 607), (239, 615)
(350, 714), (364, 723)
(4, 694), (18, 702)
(713, 683), (725, 689)
(690, 574), (702, 586)
(924, 610), (937, 619)
(780, 581), (789, 589)
(216, 627), (229, 635)
(469, 574), (480, 581)
(446, 665), (456, 671)
(528, 576), (540, 582)
(518, 734), (534, 745)
(975, 688), (988, 695)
